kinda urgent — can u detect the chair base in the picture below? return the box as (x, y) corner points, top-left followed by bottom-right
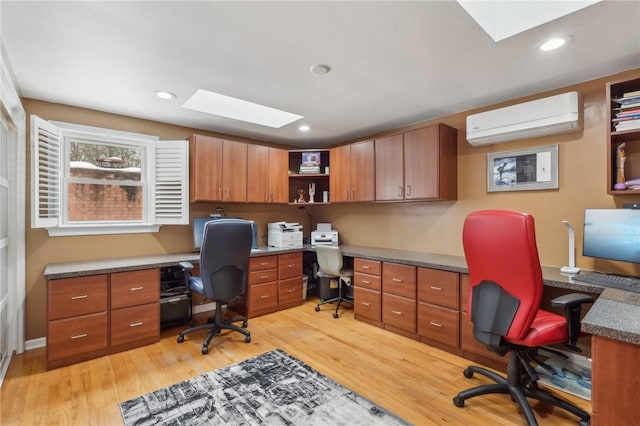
(177, 303), (251, 354)
(453, 349), (590, 426)
(315, 295), (354, 318)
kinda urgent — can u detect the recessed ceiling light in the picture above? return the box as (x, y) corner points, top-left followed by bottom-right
(182, 89), (303, 128)
(154, 90), (176, 100)
(310, 64), (331, 75)
(299, 124), (310, 132)
(540, 37), (566, 51)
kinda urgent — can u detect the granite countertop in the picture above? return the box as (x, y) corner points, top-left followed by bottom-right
(43, 243), (640, 346)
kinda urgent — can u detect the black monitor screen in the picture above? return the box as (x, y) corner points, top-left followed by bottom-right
(583, 209), (640, 264)
(192, 217), (219, 250)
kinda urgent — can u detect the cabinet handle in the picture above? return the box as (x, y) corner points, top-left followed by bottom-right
(430, 286), (442, 291)
(392, 278), (403, 282)
(391, 310), (404, 316)
(130, 286), (144, 291)
(398, 186), (403, 197)
(362, 280), (371, 284)
(362, 265), (371, 269)
(129, 322), (144, 327)
(165, 297), (182, 303)
(264, 191), (269, 202)
(225, 188), (230, 198)
(71, 294), (88, 300)
(346, 189), (349, 199)
(430, 321), (443, 328)
(217, 187), (222, 199)
(260, 262), (269, 266)
(351, 189), (355, 200)
(288, 264), (295, 268)
(406, 185), (412, 196)
(270, 192), (274, 202)
(260, 295), (270, 299)
(287, 289), (294, 293)
(260, 275), (269, 279)
(361, 302), (371, 306)
(70, 333), (88, 340)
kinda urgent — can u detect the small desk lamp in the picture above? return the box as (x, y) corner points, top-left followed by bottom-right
(560, 220), (580, 274)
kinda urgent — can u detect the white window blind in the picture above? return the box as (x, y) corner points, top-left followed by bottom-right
(154, 140), (189, 225)
(30, 116), (60, 228)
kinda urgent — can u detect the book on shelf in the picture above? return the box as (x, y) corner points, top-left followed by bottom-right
(614, 95), (640, 105)
(616, 107), (640, 117)
(298, 166), (321, 174)
(623, 89), (640, 98)
(614, 119), (640, 131)
(613, 114), (640, 122)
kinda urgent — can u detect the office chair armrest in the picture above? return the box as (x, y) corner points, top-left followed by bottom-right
(551, 293), (594, 350)
(178, 261), (195, 273)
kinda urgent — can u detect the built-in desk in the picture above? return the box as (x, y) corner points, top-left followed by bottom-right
(44, 244), (640, 423)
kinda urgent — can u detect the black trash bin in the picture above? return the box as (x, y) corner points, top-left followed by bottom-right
(316, 275), (339, 301)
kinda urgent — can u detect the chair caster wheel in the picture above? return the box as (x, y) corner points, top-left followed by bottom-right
(463, 368), (474, 378)
(245, 335), (251, 343)
(201, 346), (209, 355)
(333, 312), (339, 318)
(453, 396), (465, 407)
(315, 305), (320, 312)
(177, 335), (184, 343)
(242, 320), (248, 328)
(579, 420), (590, 426)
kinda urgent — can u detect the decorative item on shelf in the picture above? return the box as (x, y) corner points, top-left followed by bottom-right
(308, 183), (316, 203)
(299, 151), (321, 174)
(614, 143), (627, 190)
(297, 188), (306, 203)
(624, 178), (640, 191)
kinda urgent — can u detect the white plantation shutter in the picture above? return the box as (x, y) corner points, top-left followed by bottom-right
(153, 140), (189, 224)
(30, 115), (60, 228)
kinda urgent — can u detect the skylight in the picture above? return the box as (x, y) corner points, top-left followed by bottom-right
(457, 0), (601, 42)
(182, 89), (303, 128)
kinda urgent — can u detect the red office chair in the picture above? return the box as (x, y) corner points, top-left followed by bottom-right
(453, 210), (592, 426)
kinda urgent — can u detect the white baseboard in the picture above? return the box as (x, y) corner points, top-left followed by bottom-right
(193, 302), (215, 315)
(25, 337), (46, 351)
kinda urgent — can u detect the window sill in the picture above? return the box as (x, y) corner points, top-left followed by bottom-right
(46, 224), (161, 237)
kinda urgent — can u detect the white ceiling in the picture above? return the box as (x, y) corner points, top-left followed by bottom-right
(2, 1), (639, 148)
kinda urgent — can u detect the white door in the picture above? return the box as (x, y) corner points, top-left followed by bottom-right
(0, 109), (10, 375)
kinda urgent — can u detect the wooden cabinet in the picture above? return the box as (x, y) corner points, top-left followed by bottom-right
(375, 123), (457, 201)
(459, 274), (508, 371)
(382, 262), (417, 339)
(232, 253), (303, 318)
(288, 149), (330, 204)
(417, 267), (460, 352)
(353, 258), (382, 326)
(47, 268), (160, 370)
(247, 145), (288, 203)
(189, 134), (247, 202)
(591, 335), (640, 424)
(330, 140), (375, 202)
(606, 76), (640, 194)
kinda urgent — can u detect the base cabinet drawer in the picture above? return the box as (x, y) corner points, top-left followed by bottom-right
(48, 312), (108, 362)
(111, 269), (159, 309)
(382, 293), (416, 333)
(249, 282), (278, 313)
(278, 276), (303, 308)
(354, 287), (381, 322)
(418, 302), (459, 348)
(49, 275), (108, 320)
(111, 303), (160, 347)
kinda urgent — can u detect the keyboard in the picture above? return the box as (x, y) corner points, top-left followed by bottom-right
(572, 271), (640, 294)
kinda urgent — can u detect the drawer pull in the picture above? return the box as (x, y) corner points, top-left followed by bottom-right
(361, 302), (371, 306)
(166, 297), (182, 303)
(392, 278), (403, 283)
(260, 262), (269, 266)
(130, 286), (144, 291)
(430, 321), (443, 328)
(71, 294), (88, 300)
(260, 295), (270, 299)
(391, 310), (404, 316)
(288, 264), (295, 268)
(70, 333), (88, 340)
(362, 265), (371, 269)
(130, 322), (144, 327)
(260, 275), (269, 279)
(362, 280), (371, 284)
(288, 289), (295, 293)
(430, 286), (442, 291)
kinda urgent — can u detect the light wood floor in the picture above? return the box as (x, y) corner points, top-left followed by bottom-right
(1, 299), (590, 425)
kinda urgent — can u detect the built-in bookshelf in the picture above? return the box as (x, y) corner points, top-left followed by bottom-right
(607, 76), (640, 195)
(288, 149), (330, 204)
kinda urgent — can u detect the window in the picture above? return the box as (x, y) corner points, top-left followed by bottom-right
(31, 115), (189, 236)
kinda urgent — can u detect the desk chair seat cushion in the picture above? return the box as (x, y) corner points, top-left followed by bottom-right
(511, 310), (568, 347)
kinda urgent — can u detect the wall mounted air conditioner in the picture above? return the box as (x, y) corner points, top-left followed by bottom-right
(466, 91), (582, 146)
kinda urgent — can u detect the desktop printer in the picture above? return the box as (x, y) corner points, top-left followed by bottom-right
(268, 222), (303, 248)
(311, 223), (338, 246)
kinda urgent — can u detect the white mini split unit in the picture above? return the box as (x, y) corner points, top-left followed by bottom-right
(466, 91), (582, 146)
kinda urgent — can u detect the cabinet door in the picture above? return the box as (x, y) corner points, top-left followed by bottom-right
(189, 135), (223, 202)
(404, 126), (439, 200)
(330, 144), (350, 202)
(375, 134), (404, 201)
(268, 148), (289, 203)
(247, 144), (270, 202)
(222, 140), (247, 202)
(350, 140), (375, 202)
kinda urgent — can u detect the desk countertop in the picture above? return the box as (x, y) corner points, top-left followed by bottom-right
(43, 244), (640, 346)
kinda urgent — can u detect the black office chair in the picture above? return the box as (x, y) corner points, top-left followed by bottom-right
(314, 245), (354, 318)
(177, 218), (253, 354)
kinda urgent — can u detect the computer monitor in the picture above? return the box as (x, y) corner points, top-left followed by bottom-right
(583, 208), (640, 264)
(192, 217), (258, 251)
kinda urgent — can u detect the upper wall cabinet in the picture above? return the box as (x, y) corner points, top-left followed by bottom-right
(247, 145), (288, 203)
(607, 76), (640, 195)
(189, 134), (247, 202)
(375, 123), (457, 201)
(330, 140), (375, 203)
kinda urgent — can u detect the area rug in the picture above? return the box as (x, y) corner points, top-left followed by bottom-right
(119, 349), (410, 425)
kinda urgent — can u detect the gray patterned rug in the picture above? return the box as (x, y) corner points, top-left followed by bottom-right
(119, 349), (410, 425)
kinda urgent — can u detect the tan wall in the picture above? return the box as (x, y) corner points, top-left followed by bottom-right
(23, 68), (640, 340)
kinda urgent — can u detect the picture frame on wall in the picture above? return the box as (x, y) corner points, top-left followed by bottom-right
(487, 144), (558, 192)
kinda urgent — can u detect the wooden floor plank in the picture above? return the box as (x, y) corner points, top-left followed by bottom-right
(1, 299), (590, 425)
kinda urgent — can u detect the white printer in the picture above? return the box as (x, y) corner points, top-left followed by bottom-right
(311, 223), (338, 246)
(268, 222), (303, 248)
